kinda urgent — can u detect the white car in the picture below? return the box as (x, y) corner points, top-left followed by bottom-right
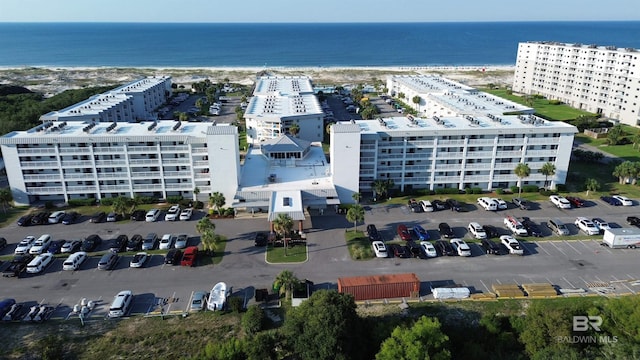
(26, 253), (54, 274)
(420, 241), (438, 258)
(492, 198), (508, 210)
(174, 234), (188, 249)
(468, 222), (487, 239)
(145, 208), (160, 222)
(450, 238), (472, 257)
(550, 195), (572, 209)
(47, 211), (66, 224)
(500, 235), (524, 255)
(28, 234), (52, 255)
(592, 218), (611, 232)
(575, 217), (600, 235)
(164, 205), (181, 221)
(503, 216), (529, 236)
(419, 200), (434, 212)
(477, 197), (498, 211)
(62, 252), (87, 271)
(14, 236), (36, 255)
(372, 241), (388, 258)
(179, 208), (193, 221)
(159, 234), (174, 250)
(130, 252), (149, 268)
(612, 195), (634, 206)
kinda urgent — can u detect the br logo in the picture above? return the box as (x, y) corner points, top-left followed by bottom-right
(573, 316), (602, 332)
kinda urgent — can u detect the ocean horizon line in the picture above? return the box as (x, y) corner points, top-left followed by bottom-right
(0, 20), (638, 24)
(0, 65), (517, 71)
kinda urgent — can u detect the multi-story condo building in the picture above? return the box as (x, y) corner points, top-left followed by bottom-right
(512, 41), (640, 126)
(244, 76), (324, 144)
(331, 114), (577, 201)
(40, 76), (172, 123)
(0, 120), (239, 206)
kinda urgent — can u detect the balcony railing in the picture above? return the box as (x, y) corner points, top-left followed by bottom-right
(60, 160), (93, 167)
(95, 160), (128, 166)
(17, 148), (56, 154)
(26, 186), (64, 194)
(58, 147), (91, 153)
(127, 146), (158, 153)
(23, 174), (61, 181)
(20, 161), (59, 168)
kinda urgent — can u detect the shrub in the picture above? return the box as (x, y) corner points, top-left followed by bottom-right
(510, 185), (519, 194)
(227, 296), (244, 313)
(549, 99), (563, 105)
(134, 195), (157, 204)
(99, 198), (114, 206)
(242, 305), (266, 335)
(464, 188), (473, 194)
(68, 198), (96, 207)
(471, 187), (483, 194)
(194, 201), (204, 209)
(495, 188), (504, 195)
(166, 195), (183, 204)
(556, 184), (567, 192)
(434, 188), (460, 195)
(44, 201), (55, 210)
(539, 190), (555, 196)
(522, 185), (539, 193)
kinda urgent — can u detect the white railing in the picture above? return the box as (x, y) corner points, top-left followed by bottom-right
(130, 171), (161, 178)
(66, 185), (97, 192)
(18, 148), (55, 154)
(165, 183), (192, 189)
(58, 147), (91, 153)
(132, 184), (163, 190)
(193, 160), (209, 166)
(62, 173), (95, 180)
(99, 185), (132, 191)
(94, 147), (124, 153)
(162, 159), (190, 165)
(95, 160), (128, 166)
(163, 171), (192, 177)
(160, 145), (189, 152)
(191, 147), (208, 153)
(26, 186), (63, 194)
(127, 146), (158, 152)
(129, 159), (160, 165)
(60, 160), (93, 167)
(23, 174), (61, 181)
(20, 161), (59, 168)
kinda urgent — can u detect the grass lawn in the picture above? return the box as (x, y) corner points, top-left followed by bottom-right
(345, 229), (373, 260)
(266, 243), (307, 263)
(481, 88), (595, 121)
(0, 206), (30, 228)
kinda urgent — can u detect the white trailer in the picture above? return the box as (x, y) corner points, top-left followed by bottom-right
(602, 228), (640, 249)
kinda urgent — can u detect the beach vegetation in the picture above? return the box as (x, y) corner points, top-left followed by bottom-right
(481, 88), (595, 121)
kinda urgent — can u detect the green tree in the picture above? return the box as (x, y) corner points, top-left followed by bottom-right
(178, 111), (189, 122)
(371, 179), (395, 200)
(288, 123), (300, 136)
(514, 162), (531, 199)
(241, 305), (266, 335)
(351, 192), (361, 204)
(632, 133), (640, 150)
(272, 213), (294, 238)
(523, 95), (535, 107)
(283, 290), (363, 360)
(245, 332), (279, 360)
(111, 196), (131, 218)
(274, 269), (299, 299)
(585, 178), (600, 196)
(376, 316), (451, 360)
(606, 124), (626, 145)
(539, 162), (556, 190)
(196, 217), (218, 255)
(612, 161), (640, 184)
(0, 187), (13, 213)
(412, 95), (421, 112)
(517, 301), (576, 358)
(398, 92), (405, 100)
(208, 191), (226, 215)
(193, 186), (200, 201)
(346, 204), (365, 231)
(196, 217), (216, 235)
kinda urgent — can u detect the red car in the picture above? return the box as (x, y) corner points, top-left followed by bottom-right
(397, 224), (412, 241)
(180, 246), (198, 267)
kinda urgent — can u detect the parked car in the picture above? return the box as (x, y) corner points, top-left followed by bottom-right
(164, 248), (183, 265)
(174, 234), (189, 249)
(130, 209), (146, 221)
(3, 255), (33, 277)
(576, 217), (600, 235)
(31, 212), (50, 225)
(468, 222), (487, 239)
(420, 241), (438, 258)
(106, 212), (120, 222)
(477, 197), (498, 211)
(407, 199), (422, 213)
(29, 234), (52, 255)
(389, 244), (410, 258)
(180, 246), (198, 266)
(413, 225), (430, 241)
(450, 238), (472, 257)
(61, 211), (80, 225)
(0, 237), (6, 250)
(164, 205), (181, 221)
(61, 240), (82, 254)
(81, 234), (102, 252)
(504, 215), (528, 236)
(179, 208), (193, 221)
(97, 252), (119, 270)
(434, 240), (456, 256)
(254, 232), (268, 247)
(432, 200), (447, 211)
(129, 252), (149, 268)
(482, 225), (500, 239)
(406, 241), (427, 259)
(141, 233), (159, 251)
(397, 224), (412, 241)
(145, 209), (161, 222)
(512, 198), (531, 210)
(109, 235), (128, 253)
(419, 200), (434, 212)
(592, 218), (611, 233)
(158, 234), (174, 250)
(17, 214), (34, 226)
(62, 252), (87, 271)
(481, 238), (502, 255)
(47, 211), (66, 224)
(446, 199), (462, 212)
(126, 234), (143, 252)
(372, 241), (388, 258)
(493, 198), (508, 210)
(366, 224), (382, 242)
(613, 195), (634, 206)
(548, 218), (570, 236)
(190, 291), (208, 312)
(566, 196), (585, 208)
(14, 236), (36, 255)
(521, 217), (543, 237)
(47, 239), (64, 254)
(108, 290), (133, 318)
(627, 216), (640, 226)
(550, 195), (572, 209)
(89, 212), (106, 223)
(600, 195), (622, 206)
(500, 235), (524, 255)
(438, 222), (455, 238)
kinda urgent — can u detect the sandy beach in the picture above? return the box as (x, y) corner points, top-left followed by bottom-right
(0, 65), (515, 96)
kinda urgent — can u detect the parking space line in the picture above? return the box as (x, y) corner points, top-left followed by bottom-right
(611, 276), (636, 294)
(479, 279), (492, 293)
(548, 241), (568, 257)
(563, 241), (581, 255)
(535, 242), (551, 256)
(579, 240), (594, 252)
(495, 279), (502, 285)
(627, 274), (637, 281)
(562, 277), (576, 288)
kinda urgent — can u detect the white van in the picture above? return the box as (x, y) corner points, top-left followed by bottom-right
(62, 251), (87, 271)
(108, 290), (133, 318)
(26, 253), (54, 274)
(477, 197), (498, 211)
(29, 234), (52, 255)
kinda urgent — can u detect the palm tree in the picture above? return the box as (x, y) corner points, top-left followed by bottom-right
(178, 112), (189, 122)
(196, 217), (216, 234)
(412, 95), (421, 112)
(208, 192), (226, 216)
(351, 192), (361, 204)
(539, 162), (556, 190)
(371, 179), (395, 201)
(0, 187), (12, 213)
(398, 92), (405, 100)
(288, 123), (300, 137)
(346, 204), (365, 231)
(196, 217), (217, 256)
(193, 187), (200, 202)
(514, 163), (531, 199)
(111, 196), (131, 218)
(272, 213), (294, 255)
(585, 178), (600, 196)
(632, 133), (640, 150)
(274, 270), (300, 300)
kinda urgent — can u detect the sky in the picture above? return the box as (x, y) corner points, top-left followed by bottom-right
(1, 0), (639, 23)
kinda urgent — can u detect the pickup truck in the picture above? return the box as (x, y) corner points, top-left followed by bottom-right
(504, 216), (529, 236)
(2, 255), (34, 278)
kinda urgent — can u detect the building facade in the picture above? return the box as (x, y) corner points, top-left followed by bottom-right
(512, 41), (640, 126)
(244, 76), (324, 144)
(0, 121), (239, 206)
(40, 76), (173, 123)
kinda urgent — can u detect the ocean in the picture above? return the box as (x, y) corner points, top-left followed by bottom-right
(0, 22), (639, 68)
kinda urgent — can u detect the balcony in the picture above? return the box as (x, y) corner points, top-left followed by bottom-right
(66, 185), (98, 193)
(62, 173), (95, 180)
(160, 145), (189, 152)
(20, 161), (59, 169)
(129, 159), (160, 165)
(17, 148), (57, 155)
(191, 147), (209, 153)
(132, 184), (164, 190)
(161, 159), (190, 165)
(26, 186), (64, 194)
(165, 183), (192, 189)
(163, 171), (192, 178)
(127, 146), (158, 153)
(194, 173), (210, 179)
(433, 176), (461, 182)
(95, 172), (129, 179)
(93, 147), (124, 153)
(23, 174), (61, 181)
(99, 185), (131, 191)
(60, 160), (93, 167)
(193, 160), (210, 167)
(95, 160), (128, 166)
(58, 147), (91, 154)
(131, 171), (161, 178)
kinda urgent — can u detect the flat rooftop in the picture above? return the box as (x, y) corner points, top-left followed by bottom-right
(245, 92), (323, 119)
(254, 76), (315, 95)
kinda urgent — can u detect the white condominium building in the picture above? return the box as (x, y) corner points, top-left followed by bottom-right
(330, 115), (577, 201)
(244, 76), (324, 144)
(512, 41), (640, 126)
(0, 120), (239, 206)
(40, 76), (173, 123)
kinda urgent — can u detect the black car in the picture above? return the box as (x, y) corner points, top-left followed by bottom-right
(600, 196), (622, 206)
(82, 234), (102, 252)
(130, 209), (146, 221)
(406, 241), (427, 259)
(482, 225), (500, 239)
(627, 216), (640, 226)
(61, 211), (80, 225)
(408, 199), (423, 213)
(2, 254), (34, 277)
(445, 199), (462, 212)
(164, 248), (183, 265)
(89, 212), (106, 223)
(30, 212), (50, 225)
(17, 214), (34, 226)
(110, 235), (129, 253)
(438, 222), (455, 238)
(47, 240), (64, 254)
(512, 198), (531, 210)
(0, 237), (6, 250)
(434, 240), (456, 256)
(97, 252), (119, 270)
(254, 232), (268, 247)
(126, 234), (143, 252)
(432, 200), (447, 211)
(521, 217), (543, 237)
(566, 196), (585, 208)
(481, 238), (502, 255)
(366, 224), (382, 242)
(389, 244), (411, 258)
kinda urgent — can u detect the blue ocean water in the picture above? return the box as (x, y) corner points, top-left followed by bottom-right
(0, 22), (639, 67)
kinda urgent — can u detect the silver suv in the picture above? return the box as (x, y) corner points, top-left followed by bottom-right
(548, 218), (569, 236)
